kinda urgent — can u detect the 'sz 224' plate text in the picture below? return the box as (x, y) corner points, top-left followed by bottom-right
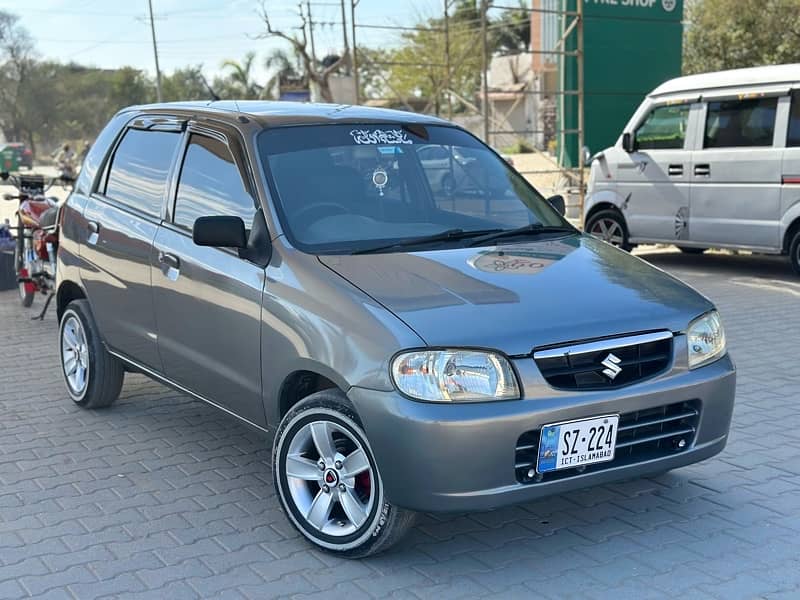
(537, 415), (619, 473)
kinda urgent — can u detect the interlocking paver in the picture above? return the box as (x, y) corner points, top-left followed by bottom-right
(1, 249), (799, 598)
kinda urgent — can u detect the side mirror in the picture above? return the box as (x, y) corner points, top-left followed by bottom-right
(622, 132), (635, 153)
(0, 171), (8, 181)
(547, 194), (566, 216)
(582, 145), (592, 164)
(193, 215), (247, 248)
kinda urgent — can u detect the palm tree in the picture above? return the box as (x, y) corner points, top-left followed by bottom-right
(263, 48), (305, 99)
(220, 51), (263, 99)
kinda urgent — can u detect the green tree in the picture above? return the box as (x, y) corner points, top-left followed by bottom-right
(220, 51), (264, 99)
(683, 0), (800, 74)
(162, 66), (214, 102)
(490, 1), (530, 56)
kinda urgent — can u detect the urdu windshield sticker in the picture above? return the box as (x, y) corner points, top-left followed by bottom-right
(349, 128), (413, 145)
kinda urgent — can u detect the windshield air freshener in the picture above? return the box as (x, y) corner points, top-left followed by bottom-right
(372, 167), (388, 196)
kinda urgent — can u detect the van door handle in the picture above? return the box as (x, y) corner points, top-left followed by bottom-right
(668, 164), (683, 176)
(158, 252), (181, 281)
(694, 164), (711, 177)
(158, 252), (180, 269)
(87, 221), (99, 245)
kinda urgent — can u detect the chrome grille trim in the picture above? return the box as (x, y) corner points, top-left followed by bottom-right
(533, 330), (674, 360)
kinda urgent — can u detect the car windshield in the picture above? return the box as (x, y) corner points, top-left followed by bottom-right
(258, 123), (569, 254)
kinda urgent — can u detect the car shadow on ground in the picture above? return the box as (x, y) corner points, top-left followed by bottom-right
(635, 247), (794, 281)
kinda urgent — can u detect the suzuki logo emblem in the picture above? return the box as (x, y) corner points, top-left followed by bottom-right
(601, 353), (623, 380)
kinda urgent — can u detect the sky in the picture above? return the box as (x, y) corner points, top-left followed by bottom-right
(0, 0), (446, 81)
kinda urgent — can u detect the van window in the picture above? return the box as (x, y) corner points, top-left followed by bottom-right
(104, 129), (180, 217)
(704, 98), (777, 148)
(788, 91), (800, 147)
(635, 105), (690, 150)
(173, 134), (255, 231)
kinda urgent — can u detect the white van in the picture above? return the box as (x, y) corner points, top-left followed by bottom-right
(584, 64), (800, 274)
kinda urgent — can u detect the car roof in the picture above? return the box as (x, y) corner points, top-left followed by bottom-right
(651, 63), (800, 98)
(121, 100), (451, 128)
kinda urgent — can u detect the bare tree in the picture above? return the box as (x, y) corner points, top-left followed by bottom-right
(257, 2), (347, 103)
(0, 11), (35, 149)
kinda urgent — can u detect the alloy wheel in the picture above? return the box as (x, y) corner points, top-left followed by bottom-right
(590, 217), (625, 247)
(284, 419), (375, 537)
(61, 315), (89, 396)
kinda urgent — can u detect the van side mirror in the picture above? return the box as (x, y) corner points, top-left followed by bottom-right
(547, 194), (566, 216)
(193, 215), (247, 248)
(622, 132), (635, 153)
(0, 171), (8, 181)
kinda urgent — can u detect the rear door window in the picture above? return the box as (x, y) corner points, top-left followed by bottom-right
(788, 91), (800, 147)
(704, 97), (778, 148)
(173, 134), (256, 231)
(635, 104), (690, 150)
(104, 129), (181, 217)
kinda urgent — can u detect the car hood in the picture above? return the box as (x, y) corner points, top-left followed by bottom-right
(319, 234), (714, 356)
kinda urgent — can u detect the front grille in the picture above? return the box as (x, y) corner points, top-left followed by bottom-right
(534, 331), (673, 390)
(515, 400), (700, 484)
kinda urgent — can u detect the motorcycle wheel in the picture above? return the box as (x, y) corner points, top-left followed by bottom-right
(15, 216), (35, 308)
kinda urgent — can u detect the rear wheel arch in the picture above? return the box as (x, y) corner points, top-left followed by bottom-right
(56, 281), (86, 323)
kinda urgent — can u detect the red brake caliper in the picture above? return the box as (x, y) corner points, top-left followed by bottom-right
(356, 471), (371, 497)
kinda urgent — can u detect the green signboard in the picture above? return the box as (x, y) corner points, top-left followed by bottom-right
(560, 0), (684, 166)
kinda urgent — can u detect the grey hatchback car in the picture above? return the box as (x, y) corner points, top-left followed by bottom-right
(56, 102), (735, 557)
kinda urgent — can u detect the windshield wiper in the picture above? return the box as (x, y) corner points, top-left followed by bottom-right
(467, 223), (576, 247)
(352, 228), (501, 255)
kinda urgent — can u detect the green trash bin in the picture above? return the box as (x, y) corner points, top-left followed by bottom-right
(1, 146), (19, 172)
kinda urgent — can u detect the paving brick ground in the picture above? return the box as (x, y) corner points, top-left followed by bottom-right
(1, 248), (799, 599)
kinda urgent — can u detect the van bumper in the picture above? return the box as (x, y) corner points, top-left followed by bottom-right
(348, 354), (735, 513)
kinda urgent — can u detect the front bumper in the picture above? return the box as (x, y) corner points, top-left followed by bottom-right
(348, 353), (735, 513)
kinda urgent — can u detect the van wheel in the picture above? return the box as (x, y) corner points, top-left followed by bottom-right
(678, 246), (707, 255)
(790, 230), (800, 276)
(59, 300), (124, 408)
(585, 209), (633, 251)
(273, 389), (416, 558)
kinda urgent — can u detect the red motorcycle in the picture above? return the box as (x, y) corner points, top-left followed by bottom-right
(2, 171), (71, 319)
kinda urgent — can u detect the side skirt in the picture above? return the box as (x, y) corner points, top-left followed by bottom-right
(106, 348), (272, 436)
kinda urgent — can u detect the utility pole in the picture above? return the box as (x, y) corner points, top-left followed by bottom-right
(480, 0), (489, 143)
(340, 0), (349, 74)
(306, 1), (317, 65)
(351, 0), (359, 104)
(147, 0), (162, 102)
(444, 0), (452, 119)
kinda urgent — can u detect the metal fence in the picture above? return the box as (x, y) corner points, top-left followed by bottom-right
(348, 0), (586, 219)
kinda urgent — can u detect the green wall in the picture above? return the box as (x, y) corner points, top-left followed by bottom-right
(560, 0), (684, 166)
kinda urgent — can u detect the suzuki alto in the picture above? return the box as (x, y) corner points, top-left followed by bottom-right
(56, 101), (736, 557)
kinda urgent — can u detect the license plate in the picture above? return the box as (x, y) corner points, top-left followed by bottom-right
(537, 415), (619, 473)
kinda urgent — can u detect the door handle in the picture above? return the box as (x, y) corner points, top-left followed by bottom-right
(694, 164), (711, 177)
(158, 251), (181, 281)
(158, 251), (180, 269)
(87, 221), (99, 245)
(668, 164), (683, 176)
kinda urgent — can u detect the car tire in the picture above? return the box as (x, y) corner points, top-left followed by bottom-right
(14, 219), (34, 308)
(790, 229), (800, 276)
(678, 246), (707, 255)
(273, 389), (416, 558)
(585, 209), (633, 251)
(59, 300), (124, 408)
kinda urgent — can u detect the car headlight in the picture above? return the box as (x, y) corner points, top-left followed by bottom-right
(391, 350), (520, 402)
(687, 310), (726, 369)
